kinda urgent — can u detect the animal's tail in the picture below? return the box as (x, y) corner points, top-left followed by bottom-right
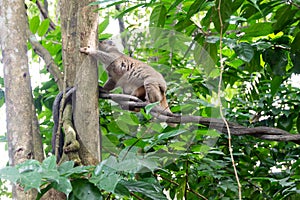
(160, 95), (177, 127)
(160, 95), (172, 114)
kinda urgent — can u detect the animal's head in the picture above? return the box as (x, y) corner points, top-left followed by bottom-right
(98, 40), (119, 53)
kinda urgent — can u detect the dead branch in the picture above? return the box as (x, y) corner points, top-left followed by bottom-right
(99, 92), (300, 144)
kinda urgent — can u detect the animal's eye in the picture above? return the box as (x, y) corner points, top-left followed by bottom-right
(108, 40), (114, 45)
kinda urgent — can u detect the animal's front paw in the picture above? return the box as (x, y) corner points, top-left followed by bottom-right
(79, 46), (92, 54)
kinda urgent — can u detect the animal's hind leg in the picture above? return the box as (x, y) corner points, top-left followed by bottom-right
(144, 82), (163, 103)
(131, 86), (146, 101)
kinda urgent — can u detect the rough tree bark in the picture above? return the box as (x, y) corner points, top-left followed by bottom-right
(0, 0), (44, 199)
(60, 0), (101, 164)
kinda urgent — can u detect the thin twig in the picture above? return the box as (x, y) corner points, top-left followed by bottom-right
(130, 192), (144, 200)
(217, 1), (242, 199)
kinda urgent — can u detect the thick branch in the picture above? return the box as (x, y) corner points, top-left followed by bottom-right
(28, 34), (64, 89)
(99, 92), (300, 144)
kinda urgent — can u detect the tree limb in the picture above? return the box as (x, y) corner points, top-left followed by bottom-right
(28, 34), (64, 89)
(99, 92), (300, 144)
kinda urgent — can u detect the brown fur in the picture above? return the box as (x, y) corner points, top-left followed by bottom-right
(80, 40), (173, 115)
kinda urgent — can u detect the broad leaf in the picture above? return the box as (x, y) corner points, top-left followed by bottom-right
(270, 76), (282, 96)
(98, 17), (109, 34)
(145, 102), (160, 114)
(71, 179), (102, 200)
(53, 177), (72, 197)
(120, 180), (167, 200)
(19, 171), (42, 192)
(234, 42), (254, 62)
(242, 23), (273, 38)
(150, 5), (167, 28)
(41, 155), (57, 170)
(0, 166), (20, 183)
(29, 16), (40, 34)
(37, 19), (50, 37)
(272, 5), (297, 33)
(187, 0), (205, 18)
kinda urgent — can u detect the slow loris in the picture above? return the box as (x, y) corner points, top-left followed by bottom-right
(80, 40), (173, 115)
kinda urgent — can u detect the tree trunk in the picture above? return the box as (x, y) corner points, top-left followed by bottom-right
(60, 0), (101, 164)
(0, 0), (43, 199)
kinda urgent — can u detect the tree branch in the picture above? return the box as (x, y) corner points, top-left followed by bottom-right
(35, 0), (56, 30)
(99, 92), (300, 144)
(28, 34), (64, 89)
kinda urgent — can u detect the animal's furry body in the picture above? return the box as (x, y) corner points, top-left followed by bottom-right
(80, 40), (172, 114)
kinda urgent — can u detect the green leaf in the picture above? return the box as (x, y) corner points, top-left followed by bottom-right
(253, 41), (272, 51)
(174, 19), (193, 31)
(120, 180), (167, 200)
(40, 169), (60, 182)
(297, 114), (300, 133)
(145, 102), (160, 114)
(191, 144), (210, 153)
(291, 32), (300, 53)
(63, 166), (91, 177)
(115, 3), (148, 18)
(0, 166), (20, 183)
(19, 171), (42, 192)
(262, 48), (287, 76)
(37, 19), (50, 37)
(150, 5), (167, 28)
(233, 42), (254, 62)
(90, 0), (125, 8)
(168, 0), (182, 12)
(89, 0), (119, 6)
(58, 161), (75, 175)
(187, 0), (205, 18)
(270, 76), (282, 96)
(272, 5), (297, 33)
(212, 0), (232, 33)
(93, 156), (118, 176)
(242, 23), (273, 38)
(53, 177), (72, 197)
(118, 112), (139, 126)
(277, 115), (293, 131)
(16, 159), (40, 173)
(290, 52), (300, 74)
(0, 88), (5, 107)
(29, 16), (40, 34)
(71, 179), (102, 200)
(99, 33), (113, 40)
(114, 182), (130, 196)
(107, 121), (124, 133)
(157, 129), (187, 140)
(98, 17), (109, 34)
(99, 172), (120, 192)
(41, 155), (57, 170)
(291, 32), (300, 73)
(123, 138), (146, 148)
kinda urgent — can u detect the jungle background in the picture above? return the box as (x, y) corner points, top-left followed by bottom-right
(1, 0), (300, 199)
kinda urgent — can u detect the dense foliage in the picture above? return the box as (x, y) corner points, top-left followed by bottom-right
(1, 0), (300, 199)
